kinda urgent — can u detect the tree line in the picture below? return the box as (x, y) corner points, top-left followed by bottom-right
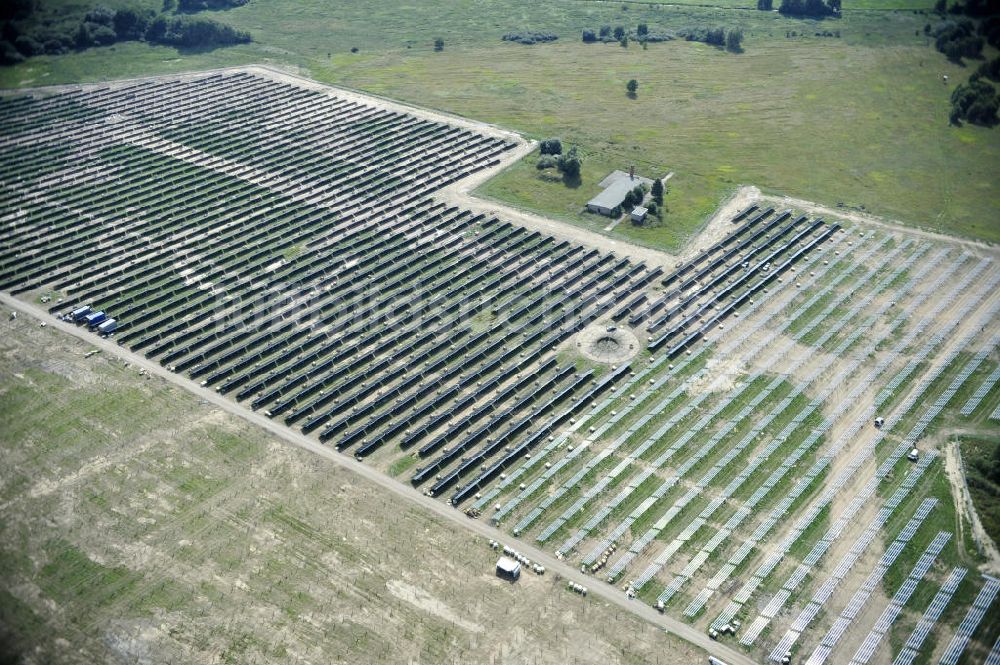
(582, 24), (743, 51)
(1, 2), (250, 66)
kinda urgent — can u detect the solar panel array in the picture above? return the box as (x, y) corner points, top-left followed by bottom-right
(642, 243), (946, 602)
(4, 71), (999, 662)
(600, 236), (913, 583)
(711, 257), (996, 635)
(802, 522), (949, 665)
(986, 634), (1000, 665)
(961, 363), (1000, 416)
(754, 333), (995, 653)
(0, 71), (679, 505)
(892, 567), (969, 665)
(938, 574), (1000, 665)
(847, 531), (952, 665)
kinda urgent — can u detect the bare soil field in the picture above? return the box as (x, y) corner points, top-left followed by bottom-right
(0, 315), (704, 665)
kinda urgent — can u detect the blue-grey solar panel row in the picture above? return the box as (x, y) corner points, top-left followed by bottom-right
(985, 634), (1000, 665)
(847, 531), (951, 665)
(961, 362), (1000, 416)
(607, 236), (916, 585)
(937, 574), (1000, 665)
(757, 335), (993, 648)
(716, 252), (988, 636)
(713, 254), (988, 633)
(765, 497), (939, 661)
(892, 567), (968, 665)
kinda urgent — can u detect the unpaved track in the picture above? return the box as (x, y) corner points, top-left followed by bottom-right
(1, 292), (755, 665)
(944, 440), (1000, 575)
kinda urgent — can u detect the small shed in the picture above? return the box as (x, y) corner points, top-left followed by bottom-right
(631, 206), (648, 223)
(496, 556), (521, 581)
(97, 318), (117, 334)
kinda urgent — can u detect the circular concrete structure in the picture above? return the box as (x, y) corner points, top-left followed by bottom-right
(576, 324), (640, 364)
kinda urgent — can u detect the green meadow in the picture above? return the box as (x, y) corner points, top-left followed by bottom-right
(2, 1), (996, 252)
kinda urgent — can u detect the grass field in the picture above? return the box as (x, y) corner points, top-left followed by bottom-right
(2, 1), (996, 252)
(0, 316), (705, 665)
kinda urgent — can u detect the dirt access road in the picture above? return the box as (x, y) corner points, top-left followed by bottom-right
(1, 292), (755, 665)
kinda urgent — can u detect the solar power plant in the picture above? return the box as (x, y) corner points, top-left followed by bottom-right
(2, 69), (999, 664)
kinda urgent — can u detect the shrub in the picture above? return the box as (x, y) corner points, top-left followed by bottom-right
(757, 0), (774, 9)
(536, 155), (558, 170)
(39, 29), (75, 54)
(626, 78), (638, 95)
(88, 23), (118, 46)
(950, 78), (999, 125)
(557, 146), (581, 178)
(976, 56), (1000, 82)
(651, 178), (664, 202)
(84, 6), (116, 27)
(613, 26), (625, 40)
(934, 19), (983, 61)
(434, 37), (444, 51)
(582, 28), (596, 43)
(0, 40), (25, 64)
(178, 0), (249, 10)
(13, 34), (42, 56)
(114, 8), (154, 41)
(779, 0), (840, 16)
(641, 31), (674, 43)
(599, 26), (611, 38)
(539, 138), (562, 155)
(726, 28), (743, 51)
(679, 27), (718, 45)
(637, 23), (648, 36)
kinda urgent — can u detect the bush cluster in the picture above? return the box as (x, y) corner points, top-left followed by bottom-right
(975, 55), (1000, 82)
(536, 143), (580, 179)
(778, 0), (841, 17)
(178, 0), (248, 10)
(934, 19), (984, 61)
(622, 184), (645, 210)
(583, 24), (742, 49)
(502, 31), (557, 45)
(950, 78), (999, 126)
(676, 26), (743, 51)
(146, 15), (250, 47)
